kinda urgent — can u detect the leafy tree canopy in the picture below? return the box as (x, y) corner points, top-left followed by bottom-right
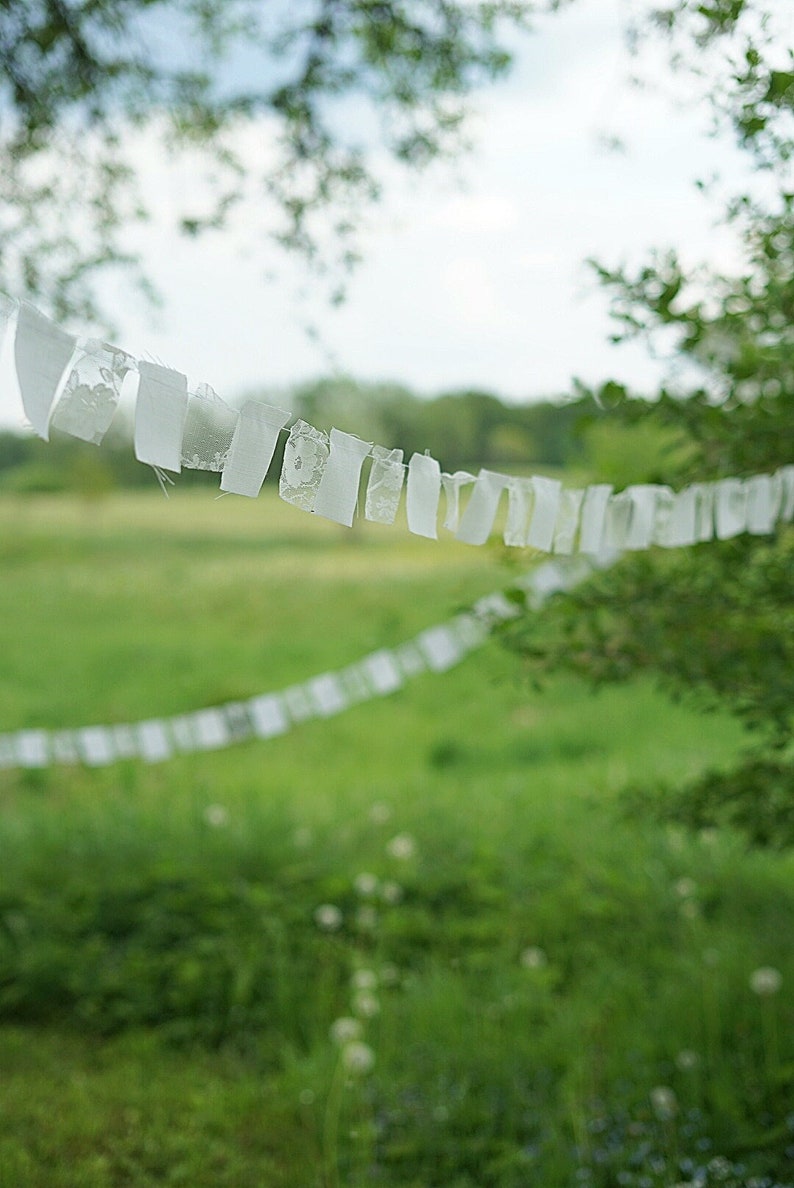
(0, 0), (563, 323)
(504, 0), (794, 847)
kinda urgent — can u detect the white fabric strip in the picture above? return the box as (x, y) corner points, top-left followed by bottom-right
(134, 362), (189, 473)
(504, 478), (531, 547)
(441, 471), (477, 533)
(15, 303), (78, 440)
(416, 624), (463, 672)
(778, 465), (794, 522)
(137, 720), (172, 763)
(15, 729), (49, 768)
(364, 445), (405, 524)
(248, 694), (289, 739)
(746, 473), (779, 535)
(112, 724), (139, 760)
(361, 650), (404, 696)
(715, 477), (748, 540)
(51, 340), (136, 445)
(307, 673), (348, 716)
(313, 429), (373, 527)
(659, 485), (698, 548)
(578, 484), (613, 554)
(624, 485), (665, 551)
(693, 484), (716, 542)
(553, 488), (585, 555)
(406, 453), (442, 539)
(78, 726), (117, 767)
(0, 556), (615, 769)
(191, 708), (231, 751)
(220, 401), (291, 497)
(526, 476), (563, 552)
(456, 469), (509, 545)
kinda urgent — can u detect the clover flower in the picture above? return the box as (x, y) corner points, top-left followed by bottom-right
(520, 946), (548, 970)
(330, 1017), (363, 1046)
(387, 833), (416, 860)
(354, 872), (379, 897)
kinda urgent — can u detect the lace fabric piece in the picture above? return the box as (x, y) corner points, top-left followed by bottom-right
(15, 303), (78, 440)
(112, 724), (139, 759)
(51, 731), (79, 765)
(622, 485), (664, 551)
(181, 384), (238, 472)
(777, 465), (794, 522)
(189, 707), (232, 750)
(134, 362), (189, 473)
(51, 339), (136, 445)
(283, 684), (315, 724)
(279, 419), (330, 512)
(340, 663), (372, 704)
(365, 445), (405, 524)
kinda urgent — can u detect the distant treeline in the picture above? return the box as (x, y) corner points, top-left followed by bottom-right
(0, 378), (605, 496)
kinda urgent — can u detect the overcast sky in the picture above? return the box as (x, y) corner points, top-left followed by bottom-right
(2, 0), (778, 431)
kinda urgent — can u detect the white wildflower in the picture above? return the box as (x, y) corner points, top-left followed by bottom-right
(381, 880), (403, 904)
(675, 877), (697, 898)
(330, 1016), (363, 1046)
(520, 946), (548, 970)
(341, 1041), (375, 1075)
(203, 804), (229, 828)
(370, 802), (392, 825)
(314, 903), (343, 932)
(749, 966), (782, 996)
(354, 872), (379, 898)
(353, 991), (380, 1019)
(650, 1085), (678, 1122)
(351, 969), (378, 992)
(387, 833), (416, 860)
(675, 1049), (700, 1071)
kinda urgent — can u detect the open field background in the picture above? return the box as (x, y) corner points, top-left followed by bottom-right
(0, 490), (792, 1187)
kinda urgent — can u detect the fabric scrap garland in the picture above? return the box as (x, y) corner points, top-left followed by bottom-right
(0, 556), (600, 770)
(1, 294), (793, 553)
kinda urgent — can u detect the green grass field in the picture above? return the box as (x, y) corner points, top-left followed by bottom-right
(0, 490), (792, 1187)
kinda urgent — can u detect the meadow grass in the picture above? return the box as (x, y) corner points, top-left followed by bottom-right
(0, 490), (792, 1187)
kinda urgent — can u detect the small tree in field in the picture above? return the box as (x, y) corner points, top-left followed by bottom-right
(504, 0), (794, 847)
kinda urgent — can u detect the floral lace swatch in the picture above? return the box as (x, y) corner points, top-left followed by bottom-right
(279, 419), (330, 512)
(52, 339), (136, 445)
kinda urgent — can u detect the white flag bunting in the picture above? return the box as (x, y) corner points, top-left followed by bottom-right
(1, 293), (792, 556)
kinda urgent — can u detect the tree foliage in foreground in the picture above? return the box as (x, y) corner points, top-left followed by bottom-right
(505, 0), (794, 847)
(0, 0), (558, 323)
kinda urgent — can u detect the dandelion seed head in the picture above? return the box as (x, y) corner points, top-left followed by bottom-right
(354, 872), (379, 897)
(750, 966), (782, 996)
(203, 804), (229, 828)
(314, 903), (343, 931)
(341, 1041), (375, 1075)
(330, 1016), (363, 1046)
(650, 1085), (678, 1121)
(353, 991), (380, 1018)
(387, 833), (416, 860)
(520, 946), (548, 969)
